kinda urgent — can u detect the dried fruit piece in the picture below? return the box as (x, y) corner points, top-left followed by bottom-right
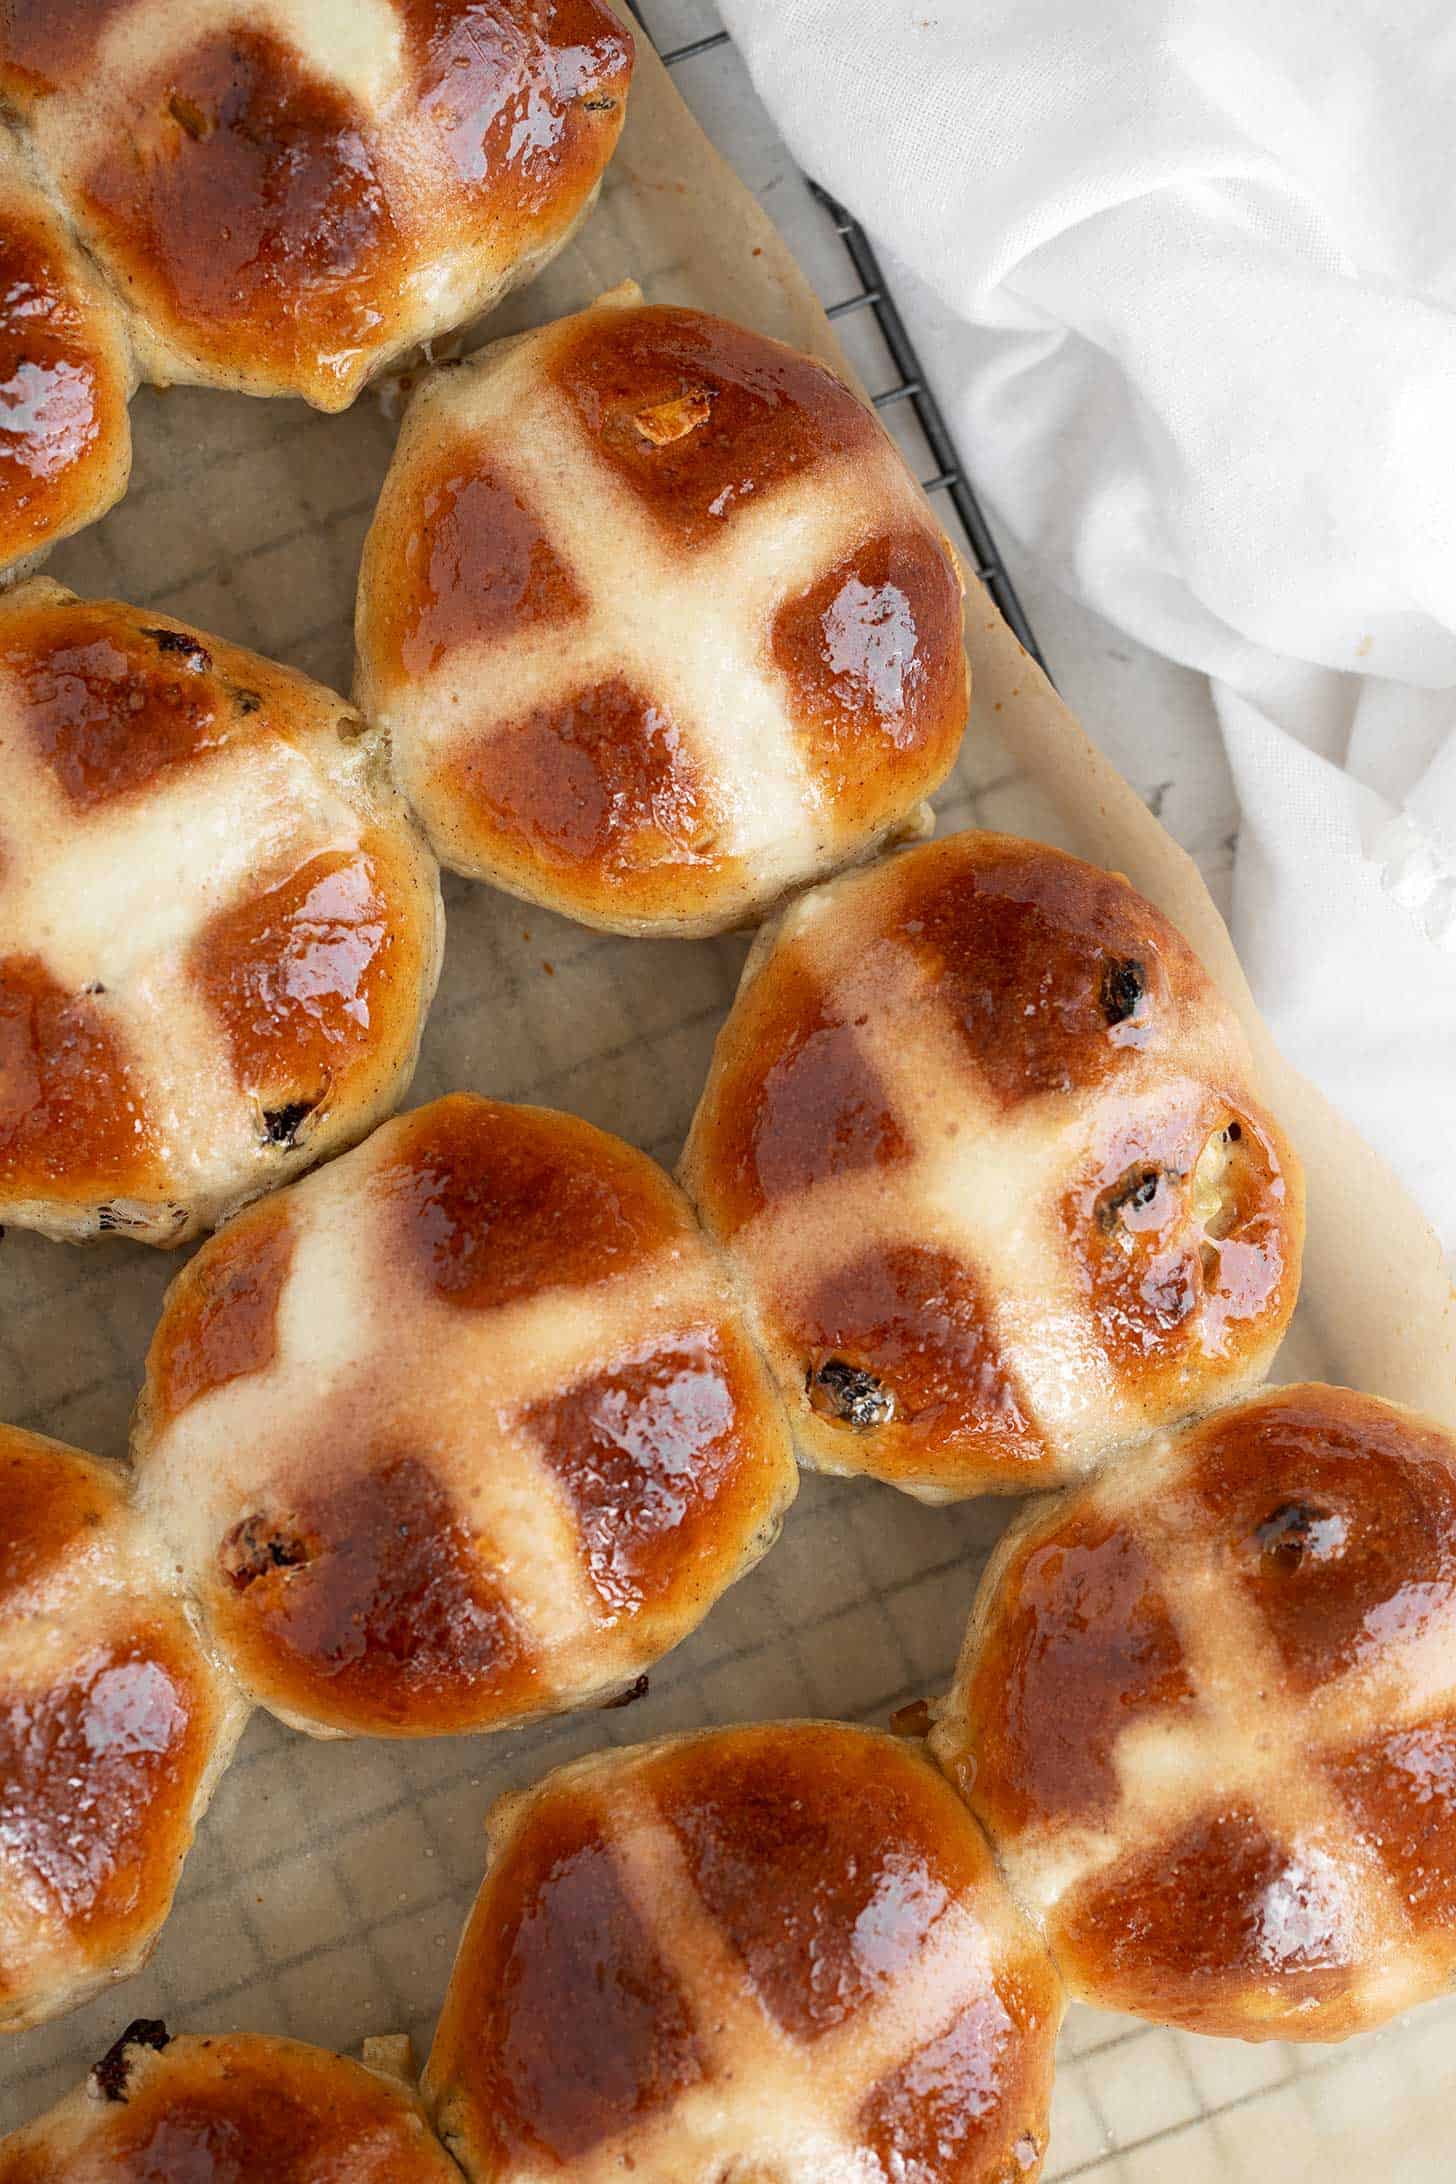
(1099, 955), (1146, 1026)
(91, 2019), (171, 2103)
(807, 1356), (897, 1430)
(631, 387), (713, 445)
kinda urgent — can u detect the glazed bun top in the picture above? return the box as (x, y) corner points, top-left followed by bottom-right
(0, 1424), (245, 2035)
(681, 829), (1304, 1500)
(0, 579), (443, 1246)
(427, 1720), (1063, 2184)
(132, 1094), (797, 1738)
(0, 2026), (459, 2180)
(0, 137), (132, 580)
(355, 289), (969, 935)
(0, 0), (634, 411)
(931, 1383), (1456, 2041)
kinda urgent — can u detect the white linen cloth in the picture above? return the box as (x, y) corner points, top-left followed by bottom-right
(719, 0), (1456, 1259)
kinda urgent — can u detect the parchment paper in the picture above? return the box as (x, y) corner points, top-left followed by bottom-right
(2, 13), (1454, 2176)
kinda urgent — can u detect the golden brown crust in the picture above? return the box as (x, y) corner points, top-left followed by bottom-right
(355, 296), (968, 935)
(0, 140), (131, 578)
(0, 1423), (245, 2034)
(931, 1383), (1456, 2039)
(0, 2029), (459, 2179)
(0, 581), (443, 1245)
(133, 1094), (798, 1738)
(546, 303), (881, 547)
(680, 831), (1304, 1499)
(427, 1721), (1063, 2184)
(1, 0), (632, 411)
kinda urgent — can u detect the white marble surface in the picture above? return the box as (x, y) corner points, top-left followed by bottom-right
(631, 0), (1239, 916)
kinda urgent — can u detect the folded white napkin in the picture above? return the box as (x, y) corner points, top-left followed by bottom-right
(720, 0), (1456, 1259)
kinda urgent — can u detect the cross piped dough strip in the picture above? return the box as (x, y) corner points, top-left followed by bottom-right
(139, 1161), (741, 1679)
(727, 932), (1255, 1468)
(0, 711), (367, 1198)
(32, 0), (408, 164)
(403, 365), (934, 893)
(509, 1774), (1005, 2184)
(1002, 1454), (1456, 2017)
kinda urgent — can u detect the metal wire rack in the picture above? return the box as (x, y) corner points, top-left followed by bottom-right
(626, 2), (1049, 674)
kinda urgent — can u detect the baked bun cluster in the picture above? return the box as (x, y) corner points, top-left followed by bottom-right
(682, 831), (1304, 1500)
(355, 289), (969, 935)
(0, 0), (634, 574)
(0, 580), (442, 1246)
(0, 2025), (457, 2182)
(931, 1383), (1456, 2040)
(0, 1094), (795, 2029)
(132, 1094), (797, 1736)
(0, 1424), (245, 2034)
(0, 1725), (1062, 2181)
(427, 1722), (1062, 2184)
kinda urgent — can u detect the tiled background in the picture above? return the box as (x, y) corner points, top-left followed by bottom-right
(2, 5), (1452, 2176)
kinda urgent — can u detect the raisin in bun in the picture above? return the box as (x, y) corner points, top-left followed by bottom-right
(354, 286), (969, 936)
(0, 2026), (458, 2180)
(0, 0), (633, 416)
(132, 1094), (797, 1738)
(426, 1720), (1062, 2184)
(931, 1384), (1456, 2040)
(681, 830), (1304, 1501)
(0, 137), (132, 582)
(0, 580), (443, 1246)
(0, 1424), (246, 2034)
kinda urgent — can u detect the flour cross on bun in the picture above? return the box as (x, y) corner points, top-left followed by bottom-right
(426, 1721), (1063, 2184)
(0, 1423), (246, 2034)
(0, 0), (634, 577)
(0, 580), (443, 1245)
(0, 2028), (459, 2179)
(0, 0), (634, 415)
(355, 288), (970, 935)
(131, 1094), (797, 1737)
(931, 1384), (1456, 2040)
(681, 830), (1304, 1499)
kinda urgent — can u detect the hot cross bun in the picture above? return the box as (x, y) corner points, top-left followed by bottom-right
(680, 830), (1304, 1500)
(931, 1383), (1456, 2040)
(426, 1720), (1063, 2184)
(131, 1093), (797, 1737)
(0, 138), (132, 581)
(0, 1423), (246, 2034)
(0, 0), (633, 415)
(354, 288), (970, 935)
(0, 580), (443, 1246)
(0, 2025), (459, 2180)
